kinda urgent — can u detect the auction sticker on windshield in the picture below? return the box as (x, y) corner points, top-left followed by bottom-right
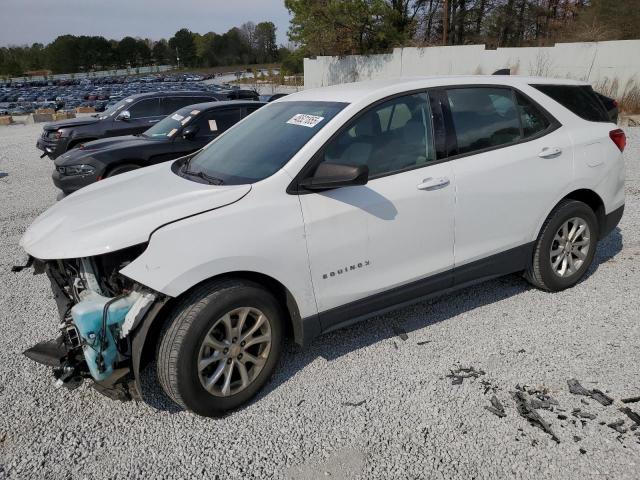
(286, 114), (324, 128)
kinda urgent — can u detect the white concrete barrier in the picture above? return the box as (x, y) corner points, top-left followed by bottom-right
(304, 40), (640, 98)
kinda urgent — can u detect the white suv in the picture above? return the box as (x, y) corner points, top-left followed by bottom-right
(20, 76), (625, 416)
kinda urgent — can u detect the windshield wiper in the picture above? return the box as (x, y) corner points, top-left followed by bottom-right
(182, 168), (225, 185)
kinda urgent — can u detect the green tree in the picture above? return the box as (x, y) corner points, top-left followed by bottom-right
(118, 36), (142, 67)
(169, 28), (197, 67)
(254, 22), (278, 63)
(152, 39), (170, 64)
(45, 35), (81, 73)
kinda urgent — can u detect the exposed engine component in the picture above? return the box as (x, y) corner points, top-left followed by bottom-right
(19, 244), (160, 400)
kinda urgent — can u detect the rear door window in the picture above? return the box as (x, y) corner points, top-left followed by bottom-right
(128, 98), (162, 118)
(515, 91), (550, 138)
(447, 87), (521, 154)
(532, 84), (609, 122)
(446, 87), (521, 155)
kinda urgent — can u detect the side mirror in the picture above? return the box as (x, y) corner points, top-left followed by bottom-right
(299, 162), (369, 190)
(116, 110), (130, 121)
(182, 125), (199, 139)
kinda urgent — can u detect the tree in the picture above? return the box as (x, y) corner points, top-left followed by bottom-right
(118, 36), (140, 67)
(152, 39), (170, 64)
(254, 22), (278, 63)
(169, 28), (197, 67)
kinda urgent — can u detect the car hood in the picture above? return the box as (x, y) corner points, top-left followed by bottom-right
(21, 162), (251, 259)
(55, 135), (159, 165)
(44, 116), (100, 130)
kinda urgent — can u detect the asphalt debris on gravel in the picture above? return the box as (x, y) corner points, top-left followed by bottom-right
(511, 390), (560, 443)
(447, 366), (486, 385)
(391, 325), (408, 341)
(485, 395), (506, 418)
(608, 419), (627, 434)
(567, 379), (614, 406)
(621, 396), (640, 404)
(619, 407), (640, 426)
(342, 400), (367, 407)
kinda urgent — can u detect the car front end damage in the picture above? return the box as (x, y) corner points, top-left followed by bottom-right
(17, 245), (168, 401)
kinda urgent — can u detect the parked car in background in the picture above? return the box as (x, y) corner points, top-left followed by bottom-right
(36, 91), (225, 159)
(20, 76), (624, 417)
(52, 101), (266, 194)
(225, 89), (260, 101)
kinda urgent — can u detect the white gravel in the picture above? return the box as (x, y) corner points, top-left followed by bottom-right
(1, 123), (639, 480)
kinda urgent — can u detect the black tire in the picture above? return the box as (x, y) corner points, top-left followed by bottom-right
(157, 279), (284, 416)
(106, 163), (139, 177)
(525, 199), (599, 292)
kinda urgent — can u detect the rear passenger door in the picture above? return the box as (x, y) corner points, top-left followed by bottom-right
(298, 92), (455, 326)
(444, 86), (573, 273)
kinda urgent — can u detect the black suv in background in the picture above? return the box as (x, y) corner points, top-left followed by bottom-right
(36, 91), (225, 159)
(52, 101), (266, 194)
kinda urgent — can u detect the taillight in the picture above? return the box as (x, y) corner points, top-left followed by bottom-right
(609, 129), (626, 152)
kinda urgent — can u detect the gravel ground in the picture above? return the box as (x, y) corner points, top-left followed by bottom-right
(0, 123), (639, 480)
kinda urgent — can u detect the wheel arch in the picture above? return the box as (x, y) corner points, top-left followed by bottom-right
(104, 160), (143, 177)
(67, 137), (97, 150)
(131, 270), (312, 394)
(560, 189), (606, 238)
(534, 188), (606, 242)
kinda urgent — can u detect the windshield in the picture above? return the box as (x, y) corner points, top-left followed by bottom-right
(183, 101), (347, 185)
(144, 107), (200, 138)
(99, 97), (135, 119)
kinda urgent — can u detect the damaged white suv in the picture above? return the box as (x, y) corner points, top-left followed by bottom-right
(19, 76), (625, 416)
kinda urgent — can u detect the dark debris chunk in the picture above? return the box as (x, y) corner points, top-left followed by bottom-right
(620, 407), (640, 426)
(621, 396), (640, 404)
(446, 366), (486, 385)
(591, 389), (613, 406)
(485, 395), (506, 418)
(511, 391), (560, 443)
(607, 419), (627, 434)
(567, 379), (591, 396)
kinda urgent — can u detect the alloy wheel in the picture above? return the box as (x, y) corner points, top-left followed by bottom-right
(197, 307), (272, 397)
(549, 217), (591, 278)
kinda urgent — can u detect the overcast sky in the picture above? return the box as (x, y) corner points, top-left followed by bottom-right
(0, 0), (292, 46)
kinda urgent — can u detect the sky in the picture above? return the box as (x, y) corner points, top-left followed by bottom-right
(0, 0), (292, 46)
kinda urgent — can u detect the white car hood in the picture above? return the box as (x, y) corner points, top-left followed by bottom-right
(21, 162), (251, 259)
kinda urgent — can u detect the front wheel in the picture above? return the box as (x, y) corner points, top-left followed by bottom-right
(525, 199), (599, 292)
(157, 279), (283, 416)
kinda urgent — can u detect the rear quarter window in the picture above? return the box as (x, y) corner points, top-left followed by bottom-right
(532, 84), (610, 123)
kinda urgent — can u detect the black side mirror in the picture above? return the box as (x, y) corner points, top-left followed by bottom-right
(182, 125), (199, 139)
(299, 162), (369, 190)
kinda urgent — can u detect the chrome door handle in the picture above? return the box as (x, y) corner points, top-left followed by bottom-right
(417, 177), (450, 191)
(538, 146), (562, 158)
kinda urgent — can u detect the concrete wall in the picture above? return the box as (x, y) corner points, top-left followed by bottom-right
(2, 65), (175, 84)
(304, 40), (640, 97)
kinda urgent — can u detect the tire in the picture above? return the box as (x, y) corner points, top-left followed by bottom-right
(106, 163), (139, 177)
(157, 279), (284, 416)
(525, 199), (599, 292)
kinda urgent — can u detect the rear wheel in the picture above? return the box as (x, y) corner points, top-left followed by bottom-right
(525, 200), (598, 291)
(157, 279), (283, 416)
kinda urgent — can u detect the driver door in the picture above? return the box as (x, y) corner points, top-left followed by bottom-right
(111, 97), (162, 136)
(298, 92), (455, 329)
